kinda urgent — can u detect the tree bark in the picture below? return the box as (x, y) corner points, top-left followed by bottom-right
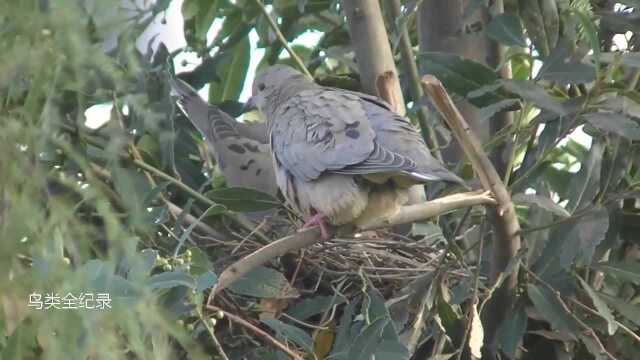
(343, 0), (426, 205)
(417, 0), (491, 162)
(418, 1), (517, 355)
(342, 0), (406, 115)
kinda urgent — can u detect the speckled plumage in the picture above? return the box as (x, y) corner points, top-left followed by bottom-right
(170, 77), (277, 196)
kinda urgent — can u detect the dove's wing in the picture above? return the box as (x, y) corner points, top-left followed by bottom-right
(170, 77), (278, 196)
(333, 88), (465, 185)
(270, 89), (420, 182)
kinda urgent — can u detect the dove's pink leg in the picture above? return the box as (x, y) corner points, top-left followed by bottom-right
(302, 213), (330, 240)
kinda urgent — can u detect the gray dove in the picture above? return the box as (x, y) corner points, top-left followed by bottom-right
(169, 77), (278, 197)
(246, 65), (464, 238)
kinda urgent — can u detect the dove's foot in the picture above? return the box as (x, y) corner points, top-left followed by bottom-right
(302, 214), (330, 240)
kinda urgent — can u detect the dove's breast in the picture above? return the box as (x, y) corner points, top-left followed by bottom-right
(274, 162), (369, 225)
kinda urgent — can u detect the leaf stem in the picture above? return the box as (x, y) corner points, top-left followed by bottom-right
(252, 0), (313, 79)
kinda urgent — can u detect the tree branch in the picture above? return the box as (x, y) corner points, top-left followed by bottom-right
(212, 191), (495, 294)
(343, 0), (406, 115)
(252, 0), (312, 79)
(386, 0), (442, 160)
(421, 75), (522, 352)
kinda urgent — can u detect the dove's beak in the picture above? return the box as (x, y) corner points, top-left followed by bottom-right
(242, 97), (257, 113)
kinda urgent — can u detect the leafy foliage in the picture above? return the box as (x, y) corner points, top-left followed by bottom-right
(1, 0), (640, 359)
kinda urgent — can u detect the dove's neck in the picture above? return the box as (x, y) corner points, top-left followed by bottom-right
(262, 79), (317, 119)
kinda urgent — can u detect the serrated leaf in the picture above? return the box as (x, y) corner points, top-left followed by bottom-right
(559, 207), (609, 268)
(147, 271), (196, 290)
(583, 113), (640, 140)
(578, 277), (617, 335)
(513, 193), (570, 218)
(228, 266), (299, 298)
(592, 262), (640, 285)
(487, 14), (527, 47)
(527, 284), (579, 336)
(208, 36), (251, 103)
(205, 187), (280, 212)
(420, 52), (507, 107)
(262, 318), (313, 352)
(599, 292), (640, 326)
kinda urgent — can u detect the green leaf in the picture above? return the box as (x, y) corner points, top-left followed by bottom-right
(486, 14), (527, 47)
(536, 41), (596, 84)
(419, 52), (507, 107)
(513, 193), (570, 218)
(331, 299), (358, 357)
(287, 295), (346, 320)
(527, 284), (579, 336)
(347, 317), (390, 360)
(592, 262), (640, 285)
(519, 0), (559, 56)
(536, 206), (609, 274)
(501, 79), (568, 116)
(208, 36), (251, 103)
(566, 141), (603, 213)
(583, 113), (640, 141)
(195, 271), (218, 293)
(188, 247), (213, 276)
(227, 266), (299, 298)
(599, 292), (640, 326)
(569, 9), (601, 68)
(599, 52), (640, 68)
(182, 0), (220, 47)
(262, 318), (313, 352)
(579, 278), (617, 335)
(147, 271), (196, 290)
(478, 99), (520, 122)
(496, 302), (527, 358)
(205, 187), (280, 212)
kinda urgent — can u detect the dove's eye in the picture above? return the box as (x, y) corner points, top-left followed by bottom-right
(257, 83), (266, 91)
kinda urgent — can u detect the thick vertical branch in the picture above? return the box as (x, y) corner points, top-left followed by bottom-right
(417, 0), (491, 162)
(342, 0), (425, 205)
(422, 76), (521, 355)
(342, 0), (406, 115)
(386, 0), (442, 161)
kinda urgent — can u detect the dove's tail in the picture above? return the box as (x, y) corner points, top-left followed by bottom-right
(169, 76), (208, 114)
(407, 170), (467, 188)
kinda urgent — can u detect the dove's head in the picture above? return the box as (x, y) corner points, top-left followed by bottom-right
(246, 65), (309, 116)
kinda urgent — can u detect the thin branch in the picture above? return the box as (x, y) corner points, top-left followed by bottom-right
(205, 305), (304, 360)
(525, 267), (619, 360)
(212, 191), (495, 294)
(251, 0), (312, 79)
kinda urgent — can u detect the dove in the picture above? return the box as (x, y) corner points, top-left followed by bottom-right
(169, 77), (278, 197)
(246, 65), (464, 238)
